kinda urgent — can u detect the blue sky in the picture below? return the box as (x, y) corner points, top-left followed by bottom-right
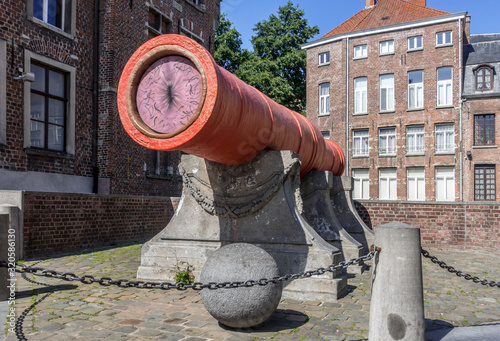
(223, 0), (500, 50)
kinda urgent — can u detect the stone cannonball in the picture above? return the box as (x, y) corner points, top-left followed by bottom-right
(200, 243), (282, 328)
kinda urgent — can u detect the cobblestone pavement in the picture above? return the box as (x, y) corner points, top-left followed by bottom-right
(2, 244), (499, 341)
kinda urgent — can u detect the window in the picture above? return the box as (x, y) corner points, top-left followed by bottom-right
(379, 168), (397, 200)
(24, 51), (75, 154)
(319, 52), (330, 66)
(380, 74), (394, 111)
(353, 169), (369, 200)
(474, 165), (496, 201)
(379, 127), (396, 156)
(354, 45), (367, 59)
(30, 0), (74, 34)
(30, 63), (68, 151)
(379, 40), (394, 55)
(407, 168), (425, 201)
(435, 124), (454, 153)
(436, 31), (452, 46)
(437, 67), (452, 106)
(354, 77), (367, 114)
(435, 167), (455, 201)
(476, 66), (493, 91)
(408, 70), (423, 109)
(321, 131), (330, 140)
(319, 83), (330, 115)
(408, 36), (423, 51)
(474, 114), (495, 146)
(353, 130), (369, 157)
(406, 125), (425, 154)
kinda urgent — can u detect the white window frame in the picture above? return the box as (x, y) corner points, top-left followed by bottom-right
(23, 50), (76, 154)
(353, 130), (369, 157)
(319, 83), (330, 115)
(436, 31), (452, 47)
(354, 44), (367, 59)
(408, 70), (424, 109)
(435, 167), (455, 201)
(318, 52), (330, 66)
(437, 67), (453, 107)
(321, 131), (330, 140)
(379, 40), (394, 55)
(380, 74), (394, 112)
(354, 77), (367, 114)
(406, 125), (425, 155)
(379, 168), (397, 200)
(408, 36), (423, 51)
(407, 168), (425, 201)
(0, 40), (6, 145)
(379, 127), (396, 156)
(27, 0), (75, 36)
(435, 123), (454, 154)
(353, 169), (369, 200)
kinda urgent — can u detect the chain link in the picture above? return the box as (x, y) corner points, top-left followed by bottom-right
(0, 250), (376, 291)
(421, 249), (500, 288)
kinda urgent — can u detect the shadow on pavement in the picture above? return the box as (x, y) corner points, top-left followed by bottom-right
(15, 284), (78, 299)
(217, 309), (309, 334)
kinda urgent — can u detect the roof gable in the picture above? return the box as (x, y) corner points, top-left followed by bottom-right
(321, 0), (450, 39)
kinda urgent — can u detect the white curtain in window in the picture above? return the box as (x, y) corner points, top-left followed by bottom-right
(380, 74), (394, 111)
(436, 167), (454, 201)
(407, 168), (425, 200)
(379, 169), (397, 200)
(355, 78), (367, 113)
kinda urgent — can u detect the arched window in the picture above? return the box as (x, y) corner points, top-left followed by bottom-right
(476, 66), (493, 91)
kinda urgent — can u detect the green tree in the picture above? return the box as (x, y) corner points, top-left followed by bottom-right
(239, 1), (319, 113)
(214, 13), (244, 73)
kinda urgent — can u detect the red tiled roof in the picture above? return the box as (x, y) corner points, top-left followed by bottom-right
(321, 0), (451, 39)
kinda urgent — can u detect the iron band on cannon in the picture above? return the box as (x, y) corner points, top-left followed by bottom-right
(117, 35), (373, 305)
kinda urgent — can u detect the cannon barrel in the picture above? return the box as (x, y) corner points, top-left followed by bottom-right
(118, 34), (344, 177)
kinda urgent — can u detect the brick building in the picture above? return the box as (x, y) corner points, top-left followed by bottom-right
(0, 0), (221, 196)
(302, 0), (499, 203)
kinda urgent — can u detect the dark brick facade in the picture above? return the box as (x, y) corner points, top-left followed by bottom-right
(1, 1), (94, 177)
(0, 0), (221, 196)
(22, 192), (180, 258)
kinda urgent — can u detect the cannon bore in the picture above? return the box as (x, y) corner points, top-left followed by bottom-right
(117, 34), (344, 177)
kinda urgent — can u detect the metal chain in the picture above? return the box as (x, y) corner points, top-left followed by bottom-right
(0, 250), (376, 291)
(421, 249), (500, 288)
(14, 292), (52, 341)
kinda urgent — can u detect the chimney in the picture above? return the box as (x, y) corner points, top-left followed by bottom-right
(365, 0), (376, 9)
(407, 0), (426, 6)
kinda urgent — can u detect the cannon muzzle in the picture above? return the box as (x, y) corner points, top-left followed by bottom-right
(118, 35), (344, 177)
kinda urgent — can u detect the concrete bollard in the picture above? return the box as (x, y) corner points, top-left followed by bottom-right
(369, 222), (425, 341)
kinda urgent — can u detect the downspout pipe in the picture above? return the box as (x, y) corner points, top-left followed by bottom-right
(346, 37), (349, 175)
(458, 17), (463, 202)
(91, 0), (100, 194)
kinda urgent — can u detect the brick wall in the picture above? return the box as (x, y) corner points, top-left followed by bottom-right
(22, 192), (180, 259)
(354, 200), (500, 255)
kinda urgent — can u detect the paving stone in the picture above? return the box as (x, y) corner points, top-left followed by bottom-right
(78, 329), (113, 338)
(155, 334), (185, 341)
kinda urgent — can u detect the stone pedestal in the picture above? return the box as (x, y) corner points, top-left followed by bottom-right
(330, 176), (374, 255)
(137, 151), (347, 301)
(301, 172), (367, 274)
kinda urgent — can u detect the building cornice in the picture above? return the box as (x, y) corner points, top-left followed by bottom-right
(302, 12), (468, 50)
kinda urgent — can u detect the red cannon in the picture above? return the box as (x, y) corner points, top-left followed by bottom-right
(117, 34), (344, 177)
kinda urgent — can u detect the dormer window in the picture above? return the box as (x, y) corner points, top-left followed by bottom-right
(476, 66), (493, 91)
